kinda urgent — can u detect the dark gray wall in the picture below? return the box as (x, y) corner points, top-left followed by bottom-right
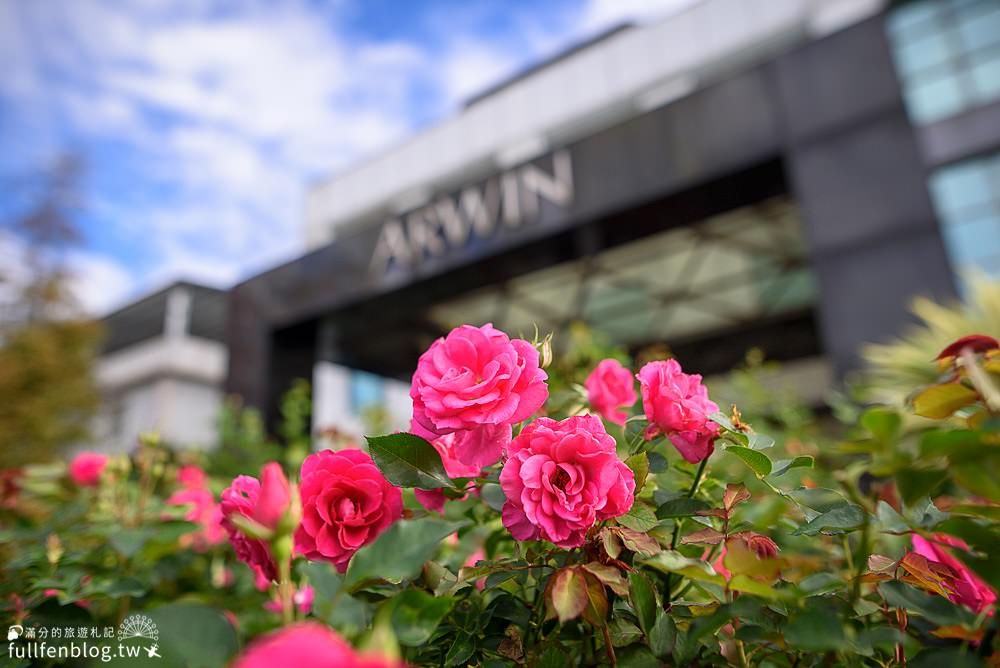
(774, 18), (956, 375)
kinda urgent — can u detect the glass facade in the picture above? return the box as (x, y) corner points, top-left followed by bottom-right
(929, 150), (1000, 285)
(348, 369), (385, 414)
(428, 196), (815, 351)
(887, 0), (1000, 124)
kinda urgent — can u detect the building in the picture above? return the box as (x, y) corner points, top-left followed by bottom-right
(94, 282), (228, 452)
(97, 0), (1000, 441)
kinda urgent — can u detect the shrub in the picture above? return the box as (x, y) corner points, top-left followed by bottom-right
(1, 325), (998, 667)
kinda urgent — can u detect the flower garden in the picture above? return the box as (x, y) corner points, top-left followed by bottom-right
(2, 323), (999, 667)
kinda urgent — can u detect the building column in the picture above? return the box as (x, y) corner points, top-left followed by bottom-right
(772, 16), (956, 376)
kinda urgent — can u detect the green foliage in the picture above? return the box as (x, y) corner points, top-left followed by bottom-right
(366, 433), (457, 490)
(862, 277), (1000, 404)
(3, 324), (1000, 666)
(0, 319), (103, 466)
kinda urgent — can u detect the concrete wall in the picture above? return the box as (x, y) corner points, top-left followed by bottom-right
(93, 334), (227, 452)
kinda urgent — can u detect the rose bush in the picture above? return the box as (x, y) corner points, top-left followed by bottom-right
(1, 325), (999, 667)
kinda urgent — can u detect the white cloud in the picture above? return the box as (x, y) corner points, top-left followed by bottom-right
(67, 251), (135, 315)
(2, 0), (705, 315)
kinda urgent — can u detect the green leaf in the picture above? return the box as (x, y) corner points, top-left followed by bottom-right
(656, 497), (711, 519)
(624, 452), (649, 494)
(954, 461), (1000, 500)
(480, 483), (505, 512)
(912, 383), (979, 419)
(86, 577), (148, 598)
(794, 504), (867, 536)
(608, 618), (643, 647)
(629, 571), (657, 635)
(444, 632), (475, 667)
(301, 561), (354, 627)
(861, 407), (902, 442)
(143, 603), (239, 668)
(770, 455), (814, 477)
(896, 468), (948, 505)
(647, 451), (668, 473)
(582, 562), (629, 596)
(108, 528), (151, 558)
(920, 429), (986, 459)
(366, 433), (454, 490)
(784, 606), (847, 651)
(641, 551), (726, 587)
(725, 446), (772, 477)
(390, 589), (454, 646)
(344, 518), (468, 590)
(617, 502), (658, 532)
(709, 411), (750, 445)
(948, 504), (1000, 521)
(747, 433), (774, 450)
(911, 648), (985, 668)
(708, 411), (738, 432)
(580, 571), (609, 626)
(798, 572), (843, 595)
(547, 567), (588, 623)
(876, 500), (909, 533)
(789, 487), (850, 513)
(649, 611), (676, 658)
(617, 644), (661, 668)
(728, 575), (792, 601)
(878, 580), (973, 627)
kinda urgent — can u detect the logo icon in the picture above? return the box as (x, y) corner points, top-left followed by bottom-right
(118, 614), (161, 657)
(7, 625), (23, 641)
(117, 615), (158, 642)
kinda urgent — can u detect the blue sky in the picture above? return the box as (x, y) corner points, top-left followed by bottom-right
(1, 0), (691, 314)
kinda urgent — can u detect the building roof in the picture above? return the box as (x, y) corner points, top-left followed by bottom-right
(101, 281), (227, 354)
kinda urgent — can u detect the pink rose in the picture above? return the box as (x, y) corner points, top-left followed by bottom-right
(168, 465), (225, 550)
(585, 359), (637, 426)
(636, 359), (719, 463)
(499, 415), (635, 548)
(410, 324), (547, 467)
(255, 462), (292, 529)
(295, 449), (403, 573)
(912, 533), (997, 613)
(177, 464), (208, 489)
(68, 452), (108, 487)
(233, 623), (406, 668)
(413, 426), (500, 513)
(167, 486), (226, 549)
(220, 463), (291, 584)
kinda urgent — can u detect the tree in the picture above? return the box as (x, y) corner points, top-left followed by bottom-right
(0, 154), (103, 466)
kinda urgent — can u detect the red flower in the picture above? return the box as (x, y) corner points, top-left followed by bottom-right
(233, 623), (406, 668)
(410, 324), (547, 468)
(585, 359), (638, 426)
(936, 334), (1000, 360)
(68, 452), (108, 487)
(912, 533), (997, 613)
(220, 463), (291, 584)
(636, 360), (719, 463)
(294, 449), (402, 573)
(500, 415), (635, 548)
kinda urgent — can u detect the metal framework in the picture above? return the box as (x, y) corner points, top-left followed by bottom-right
(427, 196), (815, 352)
